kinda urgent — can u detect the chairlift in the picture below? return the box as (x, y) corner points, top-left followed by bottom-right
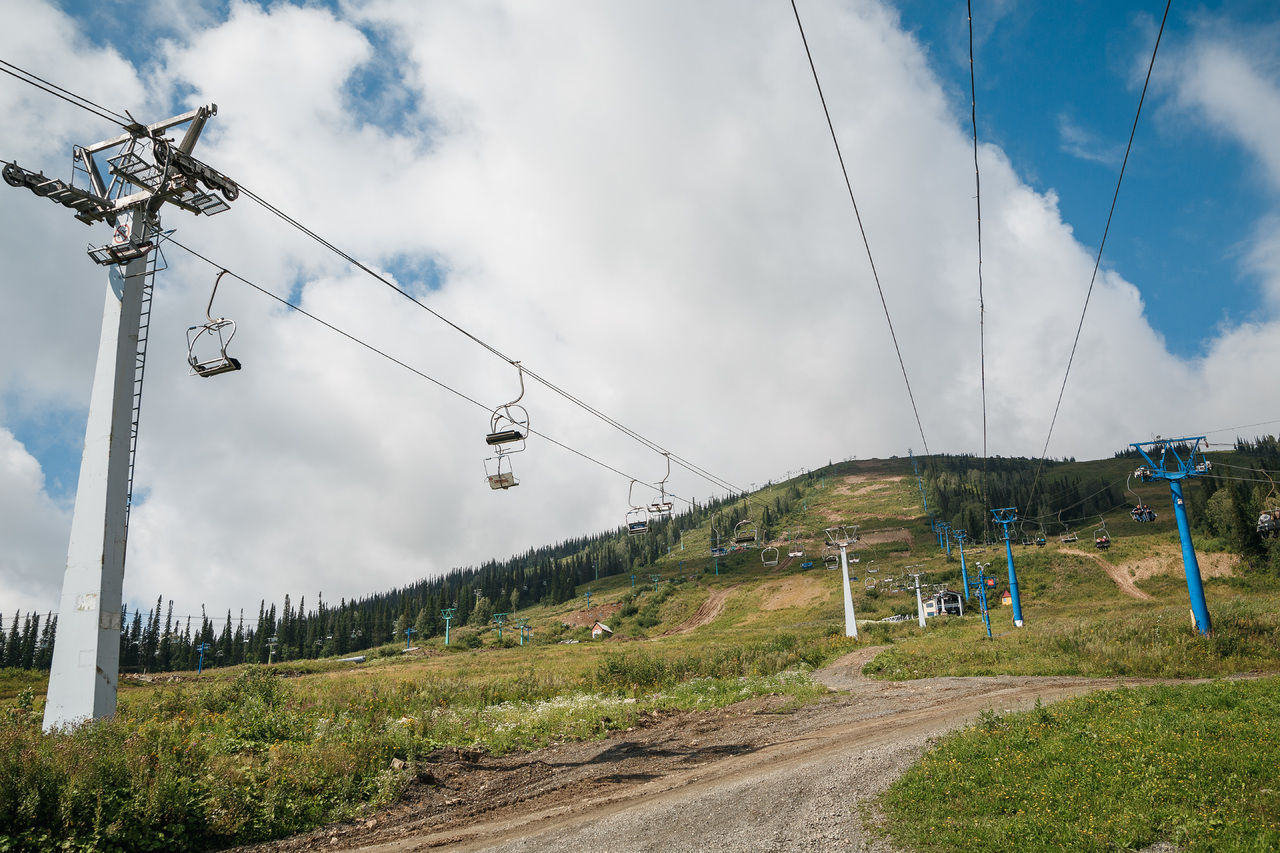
(186, 270), (242, 377)
(1057, 510), (1078, 543)
(1093, 518), (1111, 550)
(787, 530), (804, 558)
(484, 455), (519, 490)
(1127, 473), (1157, 523)
(1257, 471), (1280, 538)
(646, 452), (674, 518)
(625, 480), (649, 535)
(1035, 522), (1047, 547)
(485, 363), (529, 451)
(761, 546), (779, 568)
(733, 519), (758, 547)
(821, 544), (839, 569)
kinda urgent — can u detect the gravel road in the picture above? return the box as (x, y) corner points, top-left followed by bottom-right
(243, 647), (1151, 853)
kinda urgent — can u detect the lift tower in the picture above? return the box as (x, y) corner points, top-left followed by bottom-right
(990, 507), (1024, 627)
(4, 106), (236, 730)
(1132, 436), (1213, 635)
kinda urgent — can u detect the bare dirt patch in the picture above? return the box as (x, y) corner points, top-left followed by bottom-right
(854, 527), (913, 548)
(241, 655), (1174, 853)
(756, 575), (830, 611)
(661, 587), (737, 635)
(562, 602), (623, 629)
(833, 474), (905, 495)
(1060, 548), (1153, 601)
(1123, 543), (1239, 581)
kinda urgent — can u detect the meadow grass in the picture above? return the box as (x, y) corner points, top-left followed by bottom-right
(882, 677), (1280, 852)
(0, 626), (848, 852)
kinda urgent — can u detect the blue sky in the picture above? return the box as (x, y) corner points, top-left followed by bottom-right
(897, 0), (1274, 357)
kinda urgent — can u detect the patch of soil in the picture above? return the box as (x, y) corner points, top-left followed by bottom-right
(661, 587), (737, 635)
(562, 602), (623, 629)
(756, 575), (830, 611)
(237, 656), (1182, 853)
(833, 474), (905, 495)
(1122, 544), (1239, 581)
(854, 527), (913, 548)
(1060, 548), (1153, 601)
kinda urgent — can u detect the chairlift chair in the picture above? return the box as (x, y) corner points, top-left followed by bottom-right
(485, 364), (530, 452)
(1127, 472), (1158, 522)
(787, 531), (804, 558)
(1257, 472), (1280, 538)
(625, 480), (649, 535)
(761, 546), (779, 568)
(1057, 510), (1078, 543)
(647, 453), (674, 518)
(821, 545), (839, 569)
(732, 519), (758, 547)
(1093, 519), (1111, 550)
(484, 455), (519, 490)
(626, 508), (649, 535)
(186, 270), (242, 377)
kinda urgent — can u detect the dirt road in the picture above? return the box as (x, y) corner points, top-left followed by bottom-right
(245, 649), (1154, 853)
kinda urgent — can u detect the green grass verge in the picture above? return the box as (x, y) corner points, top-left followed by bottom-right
(882, 677), (1280, 852)
(863, 597), (1280, 679)
(0, 631), (844, 852)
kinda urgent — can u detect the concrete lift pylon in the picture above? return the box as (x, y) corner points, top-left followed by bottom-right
(2, 105), (235, 731)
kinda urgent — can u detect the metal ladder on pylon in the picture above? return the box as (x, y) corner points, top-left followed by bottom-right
(122, 248), (161, 550)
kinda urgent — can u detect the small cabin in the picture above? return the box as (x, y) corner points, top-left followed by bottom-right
(591, 621), (613, 640)
(1000, 590), (1012, 607)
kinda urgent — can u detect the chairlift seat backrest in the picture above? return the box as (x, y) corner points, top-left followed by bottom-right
(486, 428), (525, 446)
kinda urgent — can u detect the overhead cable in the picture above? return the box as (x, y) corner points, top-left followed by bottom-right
(788, 0), (932, 458)
(1026, 0), (1174, 512)
(0, 57), (767, 509)
(168, 238), (697, 508)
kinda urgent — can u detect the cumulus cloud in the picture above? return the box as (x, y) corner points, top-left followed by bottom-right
(1, 0), (1278, 619)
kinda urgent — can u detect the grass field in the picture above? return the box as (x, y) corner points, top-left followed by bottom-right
(883, 677), (1280, 852)
(5, 457), (1280, 851)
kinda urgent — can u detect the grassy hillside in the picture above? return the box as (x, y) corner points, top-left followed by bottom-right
(5, 453), (1280, 850)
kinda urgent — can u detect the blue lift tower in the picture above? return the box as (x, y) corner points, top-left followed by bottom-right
(952, 528), (971, 601)
(1132, 436), (1213, 635)
(990, 507), (1024, 627)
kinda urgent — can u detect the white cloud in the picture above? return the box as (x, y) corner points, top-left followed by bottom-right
(0, 0), (1278, 620)
(0, 429), (69, 613)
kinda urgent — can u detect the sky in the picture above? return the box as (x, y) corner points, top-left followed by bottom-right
(1, 0), (1278, 622)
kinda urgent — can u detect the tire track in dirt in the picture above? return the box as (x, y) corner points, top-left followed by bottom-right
(259, 650), (1178, 853)
(661, 586), (738, 635)
(1060, 547), (1153, 600)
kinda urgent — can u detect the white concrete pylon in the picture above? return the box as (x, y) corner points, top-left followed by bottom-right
(839, 545), (857, 638)
(43, 241), (149, 731)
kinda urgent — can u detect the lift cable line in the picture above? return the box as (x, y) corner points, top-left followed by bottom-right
(967, 0), (990, 532)
(1026, 0), (1174, 512)
(0, 59), (132, 128)
(233, 183), (759, 505)
(789, 0), (931, 458)
(167, 239), (702, 507)
(0, 56), (761, 509)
